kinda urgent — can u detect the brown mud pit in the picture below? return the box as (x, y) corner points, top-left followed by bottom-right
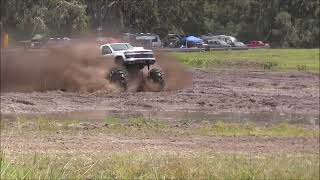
(1, 69), (319, 116)
(1, 69), (319, 155)
(1, 45), (319, 156)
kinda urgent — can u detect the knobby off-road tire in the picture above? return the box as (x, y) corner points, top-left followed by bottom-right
(148, 68), (165, 91)
(107, 68), (128, 91)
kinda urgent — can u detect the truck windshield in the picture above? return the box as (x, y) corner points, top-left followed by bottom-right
(110, 44), (133, 51)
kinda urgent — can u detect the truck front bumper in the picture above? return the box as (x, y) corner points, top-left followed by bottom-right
(123, 58), (155, 65)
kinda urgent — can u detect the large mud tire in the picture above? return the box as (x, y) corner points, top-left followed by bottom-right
(107, 68), (128, 91)
(146, 68), (165, 91)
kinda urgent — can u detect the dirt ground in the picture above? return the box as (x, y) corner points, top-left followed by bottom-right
(1, 134), (319, 155)
(1, 69), (319, 155)
(1, 46), (319, 155)
(1, 69), (319, 115)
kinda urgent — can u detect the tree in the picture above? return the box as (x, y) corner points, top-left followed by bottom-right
(1, 0), (88, 39)
(275, 11), (298, 47)
(1, 0), (319, 47)
(46, 0), (88, 36)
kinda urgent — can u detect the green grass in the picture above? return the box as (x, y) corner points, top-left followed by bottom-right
(2, 117), (318, 138)
(196, 121), (318, 138)
(106, 119), (318, 138)
(1, 117), (318, 179)
(1, 152), (318, 179)
(172, 49), (320, 72)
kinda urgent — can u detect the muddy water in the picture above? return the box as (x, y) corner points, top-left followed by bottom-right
(1, 110), (319, 126)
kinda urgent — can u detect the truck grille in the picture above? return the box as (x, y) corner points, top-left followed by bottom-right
(125, 54), (153, 58)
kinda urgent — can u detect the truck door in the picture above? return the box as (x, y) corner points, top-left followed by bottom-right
(101, 45), (113, 58)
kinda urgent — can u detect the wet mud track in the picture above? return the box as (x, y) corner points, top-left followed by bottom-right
(1, 69), (319, 155)
(1, 69), (319, 116)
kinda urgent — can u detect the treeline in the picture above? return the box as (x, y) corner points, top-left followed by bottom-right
(1, 0), (319, 47)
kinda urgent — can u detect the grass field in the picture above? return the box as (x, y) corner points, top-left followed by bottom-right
(1, 152), (319, 179)
(172, 49), (319, 72)
(1, 117), (319, 179)
(1, 117), (318, 138)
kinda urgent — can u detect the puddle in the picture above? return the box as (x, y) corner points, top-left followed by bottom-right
(1, 110), (319, 126)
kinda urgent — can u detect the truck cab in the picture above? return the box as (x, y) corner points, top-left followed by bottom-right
(100, 43), (155, 66)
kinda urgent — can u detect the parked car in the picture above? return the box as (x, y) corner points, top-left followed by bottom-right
(246, 41), (270, 48)
(43, 37), (71, 48)
(233, 41), (247, 47)
(122, 33), (136, 43)
(205, 39), (232, 48)
(30, 34), (46, 49)
(122, 33), (162, 48)
(218, 35), (237, 45)
(202, 35), (238, 46)
(163, 33), (182, 48)
(135, 33), (162, 48)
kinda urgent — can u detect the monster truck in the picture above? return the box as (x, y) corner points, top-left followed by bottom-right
(101, 43), (164, 91)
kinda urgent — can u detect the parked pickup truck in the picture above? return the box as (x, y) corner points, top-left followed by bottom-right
(246, 41), (270, 48)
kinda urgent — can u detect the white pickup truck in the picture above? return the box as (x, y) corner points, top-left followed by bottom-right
(100, 43), (155, 67)
(100, 43), (164, 91)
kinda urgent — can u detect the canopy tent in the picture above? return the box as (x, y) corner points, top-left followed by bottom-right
(182, 36), (203, 43)
(181, 36), (203, 47)
(31, 34), (44, 41)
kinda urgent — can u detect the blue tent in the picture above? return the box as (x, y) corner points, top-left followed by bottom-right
(181, 36), (203, 47)
(182, 36), (203, 43)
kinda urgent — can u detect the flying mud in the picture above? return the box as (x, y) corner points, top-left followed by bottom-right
(1, 43), (192, 93)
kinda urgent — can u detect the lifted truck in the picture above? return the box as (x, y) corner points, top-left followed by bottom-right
(101, 43), (164, 91)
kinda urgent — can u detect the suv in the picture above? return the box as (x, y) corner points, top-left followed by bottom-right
(122, 33), (162, 48)
(205, 39), (232, 48)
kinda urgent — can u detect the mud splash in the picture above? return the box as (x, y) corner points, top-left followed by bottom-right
(1, 43), (191, 92)
(154, 52), (192, 91)
(1, 43), (117, 92)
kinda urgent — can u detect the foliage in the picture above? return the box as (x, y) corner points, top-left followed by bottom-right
(1, 0), (88, 38)
(1, 0), (319, 47)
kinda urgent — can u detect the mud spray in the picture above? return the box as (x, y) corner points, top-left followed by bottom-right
(1, 43), (192, 93)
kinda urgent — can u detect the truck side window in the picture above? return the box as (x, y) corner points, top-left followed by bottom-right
(102, 46), (112, 55)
